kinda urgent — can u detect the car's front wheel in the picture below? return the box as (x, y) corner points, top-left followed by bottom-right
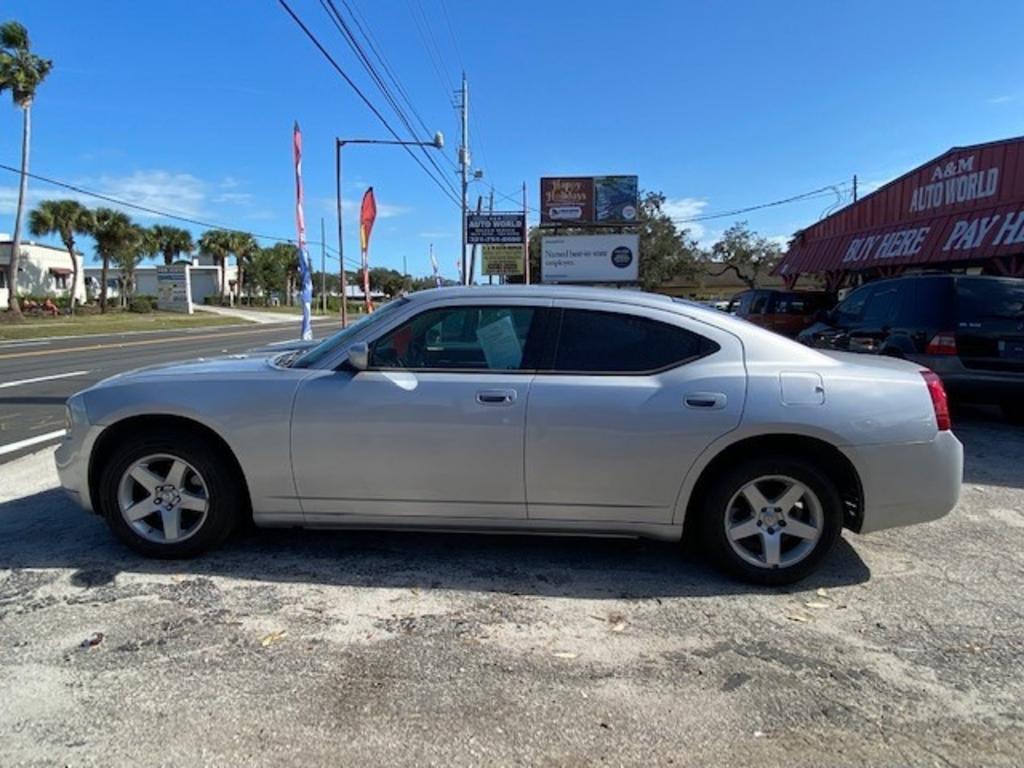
(98, 434), (242, 558)
(700, 456), (843, 585)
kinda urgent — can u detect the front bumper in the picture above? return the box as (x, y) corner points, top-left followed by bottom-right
(54, 417), (101, 514)
(845, 430), (963, 534)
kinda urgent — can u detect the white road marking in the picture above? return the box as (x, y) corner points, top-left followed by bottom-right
(0, 340), (51, 348)
(0, 370), (90, 389)
(0, 429), (67, 457)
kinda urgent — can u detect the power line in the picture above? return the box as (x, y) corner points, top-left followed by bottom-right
(671, 183), (852, 224)
(276, 0), (462, 208)
(0, 162), (365, 269)
(320, 0), (460, 201)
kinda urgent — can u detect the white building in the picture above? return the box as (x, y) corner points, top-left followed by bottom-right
(84, 261), (237, 306)
(0, 236), (86, 310)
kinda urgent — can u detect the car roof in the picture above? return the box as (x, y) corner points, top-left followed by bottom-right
(405, 284), (679, 309)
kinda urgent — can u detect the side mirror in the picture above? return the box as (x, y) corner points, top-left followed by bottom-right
(347, 342), (369, 371)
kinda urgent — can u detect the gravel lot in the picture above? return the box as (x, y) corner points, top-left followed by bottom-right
(1, 409), (1023, 767)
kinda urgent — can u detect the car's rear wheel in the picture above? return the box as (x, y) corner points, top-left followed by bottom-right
(98, 434), (242, 558)
(700, 457), (843, 585)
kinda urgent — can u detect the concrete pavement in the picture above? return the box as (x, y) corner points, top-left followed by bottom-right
(0, 318), (336, 463)
(0, 411), (1022, 766)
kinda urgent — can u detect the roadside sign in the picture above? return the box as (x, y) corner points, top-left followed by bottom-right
(481, 245), (524, 276)
(466, 212), (526, 244)
(156, 264), (194, 314)
(541, 234), (640, 283)
(540, 176), (638, 225)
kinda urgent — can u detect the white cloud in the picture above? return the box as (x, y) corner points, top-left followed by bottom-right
(90, 170), (206, 219)
(661, 197), (709, 242)
(988, 95), (1015, 105)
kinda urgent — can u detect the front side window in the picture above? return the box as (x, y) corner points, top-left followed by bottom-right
(371, 305), (537, 371)
(552, 309), (713, 373)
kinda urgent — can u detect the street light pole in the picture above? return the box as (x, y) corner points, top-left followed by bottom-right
(335, 132), (445, 325)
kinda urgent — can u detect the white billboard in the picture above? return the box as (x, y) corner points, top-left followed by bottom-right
(156, 264), (194, 314)
(541, 234), (640, 283)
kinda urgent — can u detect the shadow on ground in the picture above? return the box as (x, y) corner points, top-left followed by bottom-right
(0, 488), (870, 599)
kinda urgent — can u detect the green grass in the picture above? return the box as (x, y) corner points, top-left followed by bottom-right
(0, 310), (250, 340)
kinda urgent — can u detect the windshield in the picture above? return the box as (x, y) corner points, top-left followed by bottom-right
(291, 298), (410, 368)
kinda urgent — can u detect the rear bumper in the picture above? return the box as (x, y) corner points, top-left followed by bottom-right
(909, 354), (1024, 402)
(844, 430), (963, 534)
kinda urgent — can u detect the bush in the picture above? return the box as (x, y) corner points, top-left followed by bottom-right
(129, 296), (154, 313)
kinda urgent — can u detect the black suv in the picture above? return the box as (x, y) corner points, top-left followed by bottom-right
(798, 274), (1024, 421)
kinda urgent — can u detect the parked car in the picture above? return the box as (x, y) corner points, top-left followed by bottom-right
(798, 274), (1024, 422)
(56, 286), (962, 585)
(729, 289), (833, 337)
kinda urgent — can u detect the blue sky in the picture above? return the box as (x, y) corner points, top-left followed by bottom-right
(3, 0), (1024, 281)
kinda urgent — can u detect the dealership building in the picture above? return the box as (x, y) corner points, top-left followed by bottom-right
(776, 136), (1024, 291)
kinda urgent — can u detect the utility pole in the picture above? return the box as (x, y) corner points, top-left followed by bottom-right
(468, 195), (483, 285)
(457, 72), (470, 285)
(488, 188), (495, 285)
(523, 181), (530, 285)
(852, 174), (858, 203)
(320, 217), (326, 314)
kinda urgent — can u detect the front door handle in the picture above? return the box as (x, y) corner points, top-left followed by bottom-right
(684, 392), (727, 409)
(476, 389), (517, 405)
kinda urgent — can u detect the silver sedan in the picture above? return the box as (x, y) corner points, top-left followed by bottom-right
(56, 286), (963, 585)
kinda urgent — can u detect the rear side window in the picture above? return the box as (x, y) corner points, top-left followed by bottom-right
(903, 278), (954, 328)
(551, 309), (715, 373)
(956, 278), (1024, 323)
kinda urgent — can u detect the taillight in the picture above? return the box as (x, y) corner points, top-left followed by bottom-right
(926, 332), (957, 356)
(921, 370), (951, 431)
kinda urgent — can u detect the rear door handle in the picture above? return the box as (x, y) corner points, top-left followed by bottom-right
(476, 389), (517, 405)
(684, 392), (727, 409)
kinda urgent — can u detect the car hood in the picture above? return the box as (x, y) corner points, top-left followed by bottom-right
(99, 354), (277, 384)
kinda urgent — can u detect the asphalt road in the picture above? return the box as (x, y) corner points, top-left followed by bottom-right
(0, 410), (1022, 766)
(0, 319), (336, 464)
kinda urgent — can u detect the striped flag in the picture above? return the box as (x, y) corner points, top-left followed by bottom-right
(292, 121), (313, 340)
(359, 187), (377, 313)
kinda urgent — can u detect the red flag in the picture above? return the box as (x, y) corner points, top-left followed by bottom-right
(359, 187), (377, 251)
(359, 188), (377, 312)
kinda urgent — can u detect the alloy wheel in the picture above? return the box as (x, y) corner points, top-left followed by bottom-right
(117, 453), (210, 545)
(724, 474), (824, 570)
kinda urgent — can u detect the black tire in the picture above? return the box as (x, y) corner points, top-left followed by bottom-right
(97, 431), (243, 558)
(699, 456), (843, 586)
(1001, 401), (1024, 425)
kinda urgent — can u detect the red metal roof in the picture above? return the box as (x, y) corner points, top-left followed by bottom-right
(776, 136), (1024, 278)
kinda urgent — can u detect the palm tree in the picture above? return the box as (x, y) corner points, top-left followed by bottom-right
(113, 224), (155, 304)
(0, 21), (52, 318)
(88, 207), (134, 313)
(149, 224), (194, 266)
(228, 231), (258, 305)
(198, 229), (233, 304)
(27, 199), (92, 314)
